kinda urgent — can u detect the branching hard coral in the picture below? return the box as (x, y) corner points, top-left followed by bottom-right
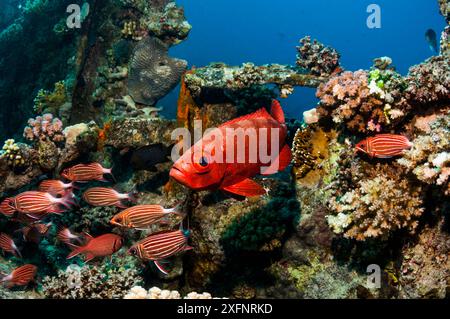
(398, 113), (450, 194)
(0, 139), (28, 169)
(326, 168), (424, 241)
(296, 36), (342, 77)
(42, 263), (142, 299)
(33, 81), (68, 114)
(316, 63), (409, 133)
(23, 113), (65, 143)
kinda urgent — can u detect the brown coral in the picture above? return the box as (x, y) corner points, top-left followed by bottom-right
(296, 36), (342, 77)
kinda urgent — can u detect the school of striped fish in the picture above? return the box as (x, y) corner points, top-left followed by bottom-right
(0, 162), (190, 288)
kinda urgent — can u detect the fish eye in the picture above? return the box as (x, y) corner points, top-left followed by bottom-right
(199, 156), (208, 167)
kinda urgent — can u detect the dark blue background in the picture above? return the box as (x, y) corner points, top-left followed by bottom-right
(160, 0), (446, 120)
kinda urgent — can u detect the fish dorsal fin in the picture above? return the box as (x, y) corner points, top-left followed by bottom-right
(270, 100), (285, 124)
(219, 108), (271, 128)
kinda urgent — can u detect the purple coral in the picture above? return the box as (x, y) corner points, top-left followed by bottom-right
(296, 36), (342, 77)
(23, 113), (65, 143)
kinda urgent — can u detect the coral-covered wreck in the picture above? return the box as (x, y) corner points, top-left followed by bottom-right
(0, 0), (449, 299)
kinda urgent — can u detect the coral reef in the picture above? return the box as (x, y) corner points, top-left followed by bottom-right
(23, 114), (65, 143)
(316, 64), (410, 133)
(398, 113), (450, 194)
(124, 286), (219, 299)
(33, 81), (69, 115)
(296, 36), (342, 77)
(0, 139), (29, 169)
(42, 261), (142, 299)
(327, 171), (424, 240)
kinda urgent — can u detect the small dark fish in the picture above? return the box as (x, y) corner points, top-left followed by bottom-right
(425, 29), (438, 54)
(129, 143), (172, 171)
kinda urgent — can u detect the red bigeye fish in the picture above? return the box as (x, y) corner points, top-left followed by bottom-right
(12, 191), (75, 218)
(170, 100), (291, 197)
(110, 204), (182, 229)
(128, 228), (192, 274)
(56, 226), (83, 245)
(0, 233), (21, 258)
(355, 134), (413, 159)
(19, 222), (52, 244)
(0, 264), (37, 288)
(39, 180), (75, 196)
(61, 163), (114, 182)
(0, 198), (16, 217)
(67, 233), (123, 263)
(82, 187), (134, 208)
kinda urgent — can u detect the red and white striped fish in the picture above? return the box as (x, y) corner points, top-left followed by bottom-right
(355, 134), (413, 159)
(110, 204), (182, 229)
(12, 191), (74, 217)
(83, 187), (134, 208)
(39, 180), (75, 196)
(0, 264), (37, 288)
(61, 163), (114, 182)
(56, 226), (82, 245)
(128, 228), (192, 274)
(0, 198), (16, 217)
(20, 222), (52, 243)
(0, 233), (21, 258)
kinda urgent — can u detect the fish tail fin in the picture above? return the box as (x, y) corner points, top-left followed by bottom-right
(270, 99), (285, 124)
(104, 165), (117, 182)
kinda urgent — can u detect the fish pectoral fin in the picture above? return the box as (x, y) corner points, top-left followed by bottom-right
(260, 144), (292, 175)
(184, 246), (193, 251)
(154, 260), (169, 275)
(83, 253), (96, 263)
(221, 179), (266, 197)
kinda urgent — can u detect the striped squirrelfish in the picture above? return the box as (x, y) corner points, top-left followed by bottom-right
(12, 191), (75, 217)
(39, 180), (75, 196)
(170, 100), (291, 197)
(0, 198), (16, 217)
(82, 187), (135, 208)
(0, 233), (21, 258)
(20, 222), (52, 244)
(56, 226), (83, 245)
(128, 228), (192, 274)
(67, 233), (123, 263)
(110, 204), (182, 229)
(61, 163), (114, 182)
(355, 134), (413, 159)
(0, 264), (37, 288)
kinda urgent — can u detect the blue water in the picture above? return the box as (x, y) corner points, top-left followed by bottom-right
(160, 0), (446, 120)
